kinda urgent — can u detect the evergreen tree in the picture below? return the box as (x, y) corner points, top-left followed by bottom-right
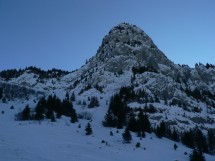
(117, 116), (123, 129)
(110, 131), (113, 136)
(189, 149), (205, 161)
(154, 95), (160, 103)
(134, 109), (151, 134)
(85, 123), (92, 135)
(156, 121), (166, 138)
(45, 109), (54, 119)
(102, 110), (117, 127)
(137, 131), (145, 138)
(164, 97), (168, 105)
(119, 86), (135, 102)
(195, 128), (208, 153)
(136, 142), (141, 148)
(61, 99), (74, 116)
(34, 97), (46, 120)
(21, 105), (31, 120)
(45, 95), (55, 119)
(46, 95), (54, 110)
(181, 130), (195, 149)
(51, 114), (56, 122)
(2, 97), (6, 103)
(70, 109), (78, 123)
(136, 110), (144, 132)
(70, 92), (76, 101)
(171, 128), (179, 142)
(207, 129), (215, 153)
(192, 88), (202, 100)
(110, 94), (126, 128)
(88, 96), (99, 108)
(56, 112), (62, 119)
(174, 143), (178, 150)
(65, 91), (70, 101)
(0, 87), (3, 99)
(82, 100), (87, 106)
(128, 114), (138, 132)
(52, 96), (61, 114)
(143, 113), (151, 133)
(103, 94), (127, 129)
(122, 127), (132, 143)
(165, 125), (173, 139)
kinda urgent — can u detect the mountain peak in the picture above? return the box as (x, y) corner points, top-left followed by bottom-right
(95, 23), (170, 73)
(99, 22), (157, 52)
(109, 22), (143, 34)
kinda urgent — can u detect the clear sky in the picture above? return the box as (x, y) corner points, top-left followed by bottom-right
(0, 0), (215, 71)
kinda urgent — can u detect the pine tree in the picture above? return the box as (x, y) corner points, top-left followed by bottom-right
(65, 91), (70, 101)
(143, 113), (151, 133)
(110, 94), (126, 128)
(35, 105), (44, 120)
(52, 96), (61, 114)
(122, 127), (132, 143)
(88, 96), (99, 108)
(51, 114), (56, 122)
(34, 97), (46, 120)
(136, 142), (141, 148)
(0, 87), (3, 99)
(45, 109), (54, 119)
(85, 123), (92, 135)
(56, 112), (62, 119)
(70, 92), (76, 101)
(128, 114), (138, 132)
(136, 110), (144, 132)
(2, 97), (6, 103)
(22, 105), (31, 120)
(164, 97), (168, 105)
(46, 95), (54, 110)
(174, 143), (178, 150)
(156, 121), (166, 138)
(102, 110), (117, 127)
(45, 95), (54, 119)
(61, 99), (74, 116)
(172, 128), (179, 142)
(110, 131), (113, 136)
(103, 94), (126, 129)
(70, 109), (78, 123)
(207, 129), (215, 153)
(117, 117), (123, 129)
(189, 149), (205, 161)
(181, 130), (195, 149)
(195, 128), (208, 153)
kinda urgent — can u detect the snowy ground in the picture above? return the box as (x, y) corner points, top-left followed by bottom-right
(0, 102), (214, 161)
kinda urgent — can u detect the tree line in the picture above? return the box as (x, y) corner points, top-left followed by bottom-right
(16, 93), (78, 123)
(0, 66), (70, 80)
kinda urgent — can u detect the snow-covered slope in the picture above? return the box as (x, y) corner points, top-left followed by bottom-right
(0, 102), (214, 161)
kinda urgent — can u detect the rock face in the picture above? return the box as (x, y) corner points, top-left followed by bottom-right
(94, 23), (172, 73)
(0, 81), (44, 100)
(1, 22), (215, 131)
(77, 23), (215, 102)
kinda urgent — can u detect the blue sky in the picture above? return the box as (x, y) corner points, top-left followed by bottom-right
(0, 0), (215, 71)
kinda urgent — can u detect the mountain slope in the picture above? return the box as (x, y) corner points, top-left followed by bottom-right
(1, 23), (215, 130)
(0, 102), (214, 161)
(0, 22), (215, 160)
